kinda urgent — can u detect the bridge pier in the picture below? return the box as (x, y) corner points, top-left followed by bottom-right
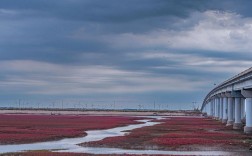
(207, 102), (211, 116)
(241, 98), (245, 123)
(244, 98), (252, 134)
(214, 98), (218, 119)
(241, 89), (252, 134)
(204, 103), (209, 116)
(233, 97), (242, 129)
(227, 97), (234, 126)
(231, 91), (243, 129)
(217, 97), (221, 120)
(221, 94), (228, 123)
(211, 98), (215, 117)
(233, 101), (235, 122)
(226, 92), (234, 126)
(220, 97), (223, 121)
(209, 100), (212, 117)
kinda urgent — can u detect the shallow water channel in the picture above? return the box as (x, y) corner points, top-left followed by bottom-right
(0, 116), (234, 155)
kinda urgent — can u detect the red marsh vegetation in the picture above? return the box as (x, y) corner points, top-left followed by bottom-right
(0, 114), (142, 144)
(82, 117), (252, 151)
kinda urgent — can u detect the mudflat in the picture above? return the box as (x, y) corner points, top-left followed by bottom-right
(0, 110), (251, 156)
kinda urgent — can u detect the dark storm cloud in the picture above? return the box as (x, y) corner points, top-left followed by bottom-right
(0, 0), (205, 21)
(1, 0), (252, 24)
(0, 0), (208, 37)
(0, 0), (251, 66)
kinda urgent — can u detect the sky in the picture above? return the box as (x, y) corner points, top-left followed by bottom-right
(0, 0), (252, 110)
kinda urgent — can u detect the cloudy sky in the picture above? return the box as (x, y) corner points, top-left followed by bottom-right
(0, 0), (252, 110)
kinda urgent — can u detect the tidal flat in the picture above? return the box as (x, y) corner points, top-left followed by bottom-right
(0, 110), (251, 156)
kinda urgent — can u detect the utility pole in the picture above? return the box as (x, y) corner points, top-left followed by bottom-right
(154, 101), (156, 110)
(138, 104), (141, 111)
(52, 101), (55, 109)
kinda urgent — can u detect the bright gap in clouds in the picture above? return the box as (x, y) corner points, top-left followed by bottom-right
(103, 10), (252, 53)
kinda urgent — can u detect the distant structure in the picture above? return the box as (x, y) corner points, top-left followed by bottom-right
(201, 67), (252, 134)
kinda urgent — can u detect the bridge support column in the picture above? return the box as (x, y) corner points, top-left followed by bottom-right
(217, 98), (221, 119)
(211, 99), (215, 117)
(241, 98), (245, 123)
(220, 97), (223, 121)
(233, 101), (235, 121)
(204, 103), (208, 115)
(233, 97), (242, 129)
(227, 97), (234, 126)
(209, 100), (212, 116)
(214, 98), (217, 119)
(215, 97), (219, 119)
(226, 92), (234, 126)
(222, 93), (228, 123)
(245, 98), (252, 134)
(231, 91), (243, 129)
(241, 89), (252, 134)
(207, 102), (211, 116)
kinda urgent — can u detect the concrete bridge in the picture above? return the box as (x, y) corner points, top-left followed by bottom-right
(201, 67), (252, 134)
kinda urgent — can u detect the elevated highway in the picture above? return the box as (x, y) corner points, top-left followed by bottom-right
(201, 67), (252, 134)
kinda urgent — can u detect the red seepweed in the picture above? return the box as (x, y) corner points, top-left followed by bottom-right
(0, 114), (141, 144)
(81, 117), (251, 150)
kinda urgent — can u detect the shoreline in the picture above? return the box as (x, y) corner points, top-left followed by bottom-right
(0, 109), (198, 116)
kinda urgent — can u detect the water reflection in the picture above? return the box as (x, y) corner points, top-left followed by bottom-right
(57, 146), (232, 155)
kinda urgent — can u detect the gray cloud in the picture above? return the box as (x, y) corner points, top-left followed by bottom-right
(0, 0), (205, 20)
(0, 0), (251, 109)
